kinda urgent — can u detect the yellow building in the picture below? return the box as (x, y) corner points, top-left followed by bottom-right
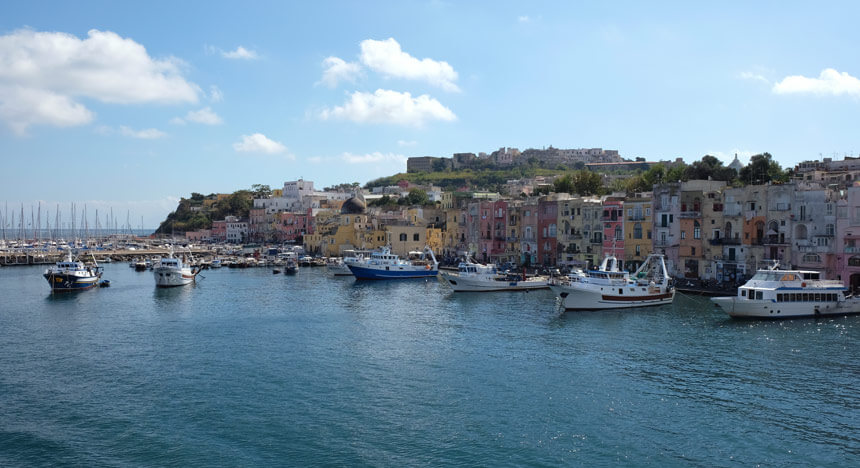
(386, 225), (441, 256)
(623, 193), (653, 271)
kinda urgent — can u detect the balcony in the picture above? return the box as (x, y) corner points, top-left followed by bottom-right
(628, 215), (645, 221)
(763, 235), (788, 245)
(590, 238), (603, 245)
(679, 211), (701, 219)
(506, 236), (519, 242)
(844, 247), (859, 253)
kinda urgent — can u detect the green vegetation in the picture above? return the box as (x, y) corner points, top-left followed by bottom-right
(155, 188), (255, 234)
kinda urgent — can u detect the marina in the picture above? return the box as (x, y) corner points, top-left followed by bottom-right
(0, 263), (857, 466)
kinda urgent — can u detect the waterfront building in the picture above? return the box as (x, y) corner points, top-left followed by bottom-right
(211, 220), (227, 242)
(701, 187), (725, 281)
(580, 198), (604, 269)
(601, 196), (625, 269)
(653, 183), (681, 276)
(836, 185), (860, 291)
(623, 193), (653, 272)
(476, 200), (507, 264)
(762, 184), (794, 266)
(277, 211), (309, 244)
(518, 201), (539, 266)
(678, 181), (726, 279)
(225, 216), (248, 243)
(557, 197), (584, 268)
(538, 195), (568, 266)
(791, 186), (837, 277)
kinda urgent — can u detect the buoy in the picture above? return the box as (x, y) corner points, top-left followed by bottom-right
(801, 282), (806, 288)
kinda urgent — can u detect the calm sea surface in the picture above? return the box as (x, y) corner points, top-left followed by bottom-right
(1, 263), (857, 466)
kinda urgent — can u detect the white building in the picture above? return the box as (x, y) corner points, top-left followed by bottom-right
(226, 216), (249, 243)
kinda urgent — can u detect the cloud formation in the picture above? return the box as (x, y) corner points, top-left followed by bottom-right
(772, 68), (860, 97)
(233, 133), (288, 155)
(0, 28), (199, 134)
(319, 89), (456, 126)
(739, 71), (769, 85)
(119, 126), (167, 139)
(359, 38), (459, 92)
(222, 46), (259, 60)
(319, 56), (362, 88)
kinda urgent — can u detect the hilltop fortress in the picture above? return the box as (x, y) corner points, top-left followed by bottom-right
(407, 146), (624, 173)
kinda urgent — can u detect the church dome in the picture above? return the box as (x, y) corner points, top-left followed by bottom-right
(341, 196), (366, 214)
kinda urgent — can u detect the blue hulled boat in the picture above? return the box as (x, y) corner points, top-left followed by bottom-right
(347, 246), (438, 280)
(43, 251), (102, 291)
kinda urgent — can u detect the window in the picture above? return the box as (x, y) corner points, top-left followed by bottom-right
(755, 291), (763, 300)
(413, 233), (420, 241)
(635, 245), (641, 255)
(681, 231), (686, 239)
(691, 247), (696, 256)
(826, 224), (834, 236)
(614, 226), (622, 240)
(399, 233), (407, 241)
(634, 223), (642, 239)
(694, 221), (701, 239)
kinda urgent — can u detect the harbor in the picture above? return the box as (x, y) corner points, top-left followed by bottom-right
(1, 262), (857, 466)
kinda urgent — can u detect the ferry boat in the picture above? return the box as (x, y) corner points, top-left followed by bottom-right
(43, 251), (102, 291)
(549, 254), (673, 310)
(347, 246), (438, 280)
(440, 259), (549, 292)
(153, 250), (199, 287)
(711, 265), (860, 318)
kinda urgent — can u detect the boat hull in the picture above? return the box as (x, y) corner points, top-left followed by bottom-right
(440, 272), (548, 292)
(711, 296), (860, 318)
(348, 264), (438, 280)
(153, 267), (195, 287)
(550, 284), (674, 310)
(43, 272), (101, 291)
(327, 264), (352, 276)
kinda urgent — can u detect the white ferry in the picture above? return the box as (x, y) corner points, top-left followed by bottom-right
(711, 266), (860, 318)
(549, 254), (673, 310)
(440, 259), (549, 292)
(347, 246), (438, 280)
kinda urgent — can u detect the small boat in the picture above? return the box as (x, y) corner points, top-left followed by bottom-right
(284, 258), (298, 275)
(711, 264), (860, 318)
(440, 258), (549, 292)
(326, 257), (354, 276)
(210, 259), (222, 268)
(99, 279), (111, 287)
(549, 253), (673, 310)
(153, 249), (199, 288)
(43, 251), (103, 291)
(134, 259), (148, 271)
(347, 246), (438, 280)
(272, 269), (282, 274)
(101, 256), (112, 263)
(298, 256), (313, 267)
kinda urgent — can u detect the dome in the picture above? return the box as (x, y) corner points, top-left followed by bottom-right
(341, 196), (366, 214)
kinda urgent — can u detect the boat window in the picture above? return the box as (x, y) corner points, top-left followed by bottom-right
(802, 293), (809, 301)
(780, 274), (796, 281)
(619, 289), (623, 294)
(755, 291), (763, 300)
(741, 290), (746, 297)
(777, 294), (783, 302)
(814, 293), (821, 301)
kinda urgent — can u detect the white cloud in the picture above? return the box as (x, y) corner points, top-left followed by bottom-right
(186, 107), (223, 125)
(0, 28), (199, 134)
(209, 85), (223, 103)
(222, 46), (258, 60)
(341, 151), (407, 165)
(739, 71), (769, 85)
(518, 16), (531, 23)
(359, 38), (459, 92)
(397, 139), (418, 147)
(119, 125), (167, 139)
(307, 156), (324, 164)
(169, 117), (186, 125)
(772, 68), (860, 97)
(319, 89), (456, 126)
(319, 56), (362, 88)
(233, 133), (289, 155)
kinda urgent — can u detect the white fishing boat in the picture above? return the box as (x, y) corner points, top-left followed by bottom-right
(347, 246), (438, 280)
(327, 250), (369, 276)
(440, 259), (549, 292)
(43, 251), (102, 291)
(549, 254), (673, 310)
(153, 249), (199, 287)
(711, 264), (860, 318)
(210, 258), (222, 268)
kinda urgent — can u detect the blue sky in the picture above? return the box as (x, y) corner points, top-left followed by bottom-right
(1, 1), (859, 228)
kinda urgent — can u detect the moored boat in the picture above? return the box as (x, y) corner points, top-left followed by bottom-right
(549, 254), (673, 310)
(347, 246), (438, 280)
(43, 251), (102, 291)
(711, 265), (860, 318)
(440, 259), (549, 292)
(153, 249), (199, 288)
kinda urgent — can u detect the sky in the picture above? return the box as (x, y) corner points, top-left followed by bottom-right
(1, 0), (859, 228)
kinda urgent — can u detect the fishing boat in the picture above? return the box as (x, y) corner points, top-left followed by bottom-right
(327, 250), (369, 276)
(711, 264), (860, 318)
(284, 258), (298, 275)
(43, 251), (102, 291)
(347, 246), (438, 280)
(210, 258), (222, 268)
(549, 253), (673, 310)
(153, 249), (199, 287)
(440, 258), (549, 292)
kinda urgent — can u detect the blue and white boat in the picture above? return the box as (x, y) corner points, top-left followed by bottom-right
(347, 246), (438, 280)
(43, 251), (102, 291)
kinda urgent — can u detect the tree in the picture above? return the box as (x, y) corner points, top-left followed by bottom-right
(685, 155), (737, 182)
(739, 153), (788, 185)
(553, 174), (575, 194)
(190, 192), (205, 202)
(666, 163), (688, 182)
(405, 188), (429, 205)
(250, 184), (272, 199)
(571, 170), (602, 196)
